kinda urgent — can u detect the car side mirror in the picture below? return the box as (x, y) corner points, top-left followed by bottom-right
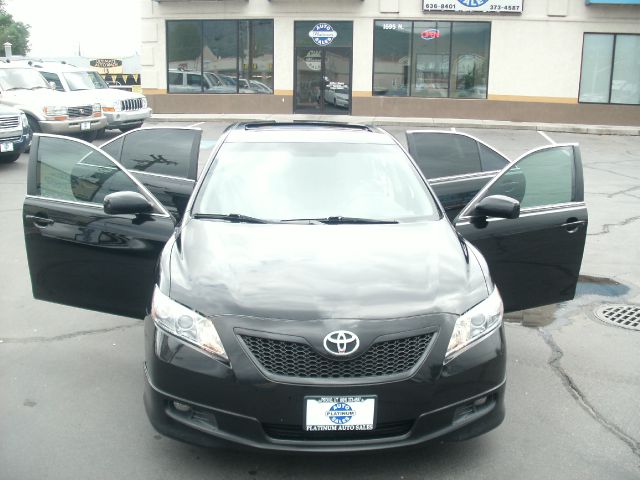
(472, 195), (520, 220)
(48, 81), (57, 90)
(103, 191), (154, 215)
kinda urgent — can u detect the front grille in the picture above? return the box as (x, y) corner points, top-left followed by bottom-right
(121, 98), (143, 111)
(68, 105), (93, 118)
(240, 333), (433, 379)
(263, 420), (413, 441)
(0, 116), (20, 129)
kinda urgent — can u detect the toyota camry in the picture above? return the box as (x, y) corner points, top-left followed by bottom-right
(23, 122), (587, 451)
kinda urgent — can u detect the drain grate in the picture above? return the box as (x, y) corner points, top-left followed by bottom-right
(594, 304), (640, 331)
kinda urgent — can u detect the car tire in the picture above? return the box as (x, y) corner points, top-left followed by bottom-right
(119, 123), (143, 133)
(80, 130), (99, 142)
(96, 128), (107, 139)
(0, 153), (20, 163)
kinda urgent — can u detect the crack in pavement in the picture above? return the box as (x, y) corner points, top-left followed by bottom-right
(0, 323), (141, 344)
(588, 215), (640, 237)
(538, 329), (640, 460)
(584, 165), (640, 182)
(607, 185), (640, 198)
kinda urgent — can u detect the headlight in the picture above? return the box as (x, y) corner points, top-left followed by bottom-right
(92, 103), (101, 113)
(43, 105), (68, 116)
(141, 97), (148, 109)
(151, 286), (228, 362)
(20, 113), (28, 127)
(445, 287), (503, 364)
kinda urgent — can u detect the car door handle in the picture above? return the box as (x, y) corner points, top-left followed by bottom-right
(26, 215), (54, 227)
(562, 218), (586, 233)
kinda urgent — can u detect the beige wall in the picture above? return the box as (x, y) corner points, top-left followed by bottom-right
(141, 0), (640, 120)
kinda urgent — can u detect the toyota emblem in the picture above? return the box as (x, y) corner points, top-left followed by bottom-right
(323, 330), (360, 356)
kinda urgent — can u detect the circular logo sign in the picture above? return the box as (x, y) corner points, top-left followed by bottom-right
(304, 50), (322, 71)
(457, 0), (490, 7)
(309, 23), (338, 46)
(323, 330), (359, 356)
(325, 403), (355, 425)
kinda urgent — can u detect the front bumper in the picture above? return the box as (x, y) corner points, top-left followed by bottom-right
(39, 116), (108, 134)
(143, 316), (506, 452)
(0, 127), (32, 156)
(104, 108), (152, 128)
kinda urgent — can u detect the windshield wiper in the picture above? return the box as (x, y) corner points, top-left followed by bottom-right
(4, 87), (27, 91)
(29, 86), (50, 90)
(193, 213), (270, 224)
(281, 216), (398, 224)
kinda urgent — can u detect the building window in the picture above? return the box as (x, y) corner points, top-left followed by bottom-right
(579, 33), (640, 105)
(167, 20), (274, 94)
(373, 20), (490, 99)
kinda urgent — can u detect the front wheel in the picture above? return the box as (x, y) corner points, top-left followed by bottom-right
(0, 152), (21, 163)
(119, 122), (143, 133)
(79, 130), (98, 142)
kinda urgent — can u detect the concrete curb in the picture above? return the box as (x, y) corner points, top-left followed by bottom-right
(150, 113), (640, 136)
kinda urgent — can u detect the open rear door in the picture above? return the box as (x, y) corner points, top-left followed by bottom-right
(455, 144), (587, 313)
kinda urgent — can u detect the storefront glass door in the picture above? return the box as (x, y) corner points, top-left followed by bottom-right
(294, 22), (353, 115)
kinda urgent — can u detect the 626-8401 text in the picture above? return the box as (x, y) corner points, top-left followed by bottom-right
(424, 3), (456, 9)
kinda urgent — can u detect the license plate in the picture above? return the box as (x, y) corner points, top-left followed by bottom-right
(0, 142), (13, 152)
(80, 122), (90, 131)
(305, 396), (376, 432)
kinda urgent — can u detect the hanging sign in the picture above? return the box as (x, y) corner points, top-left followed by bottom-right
(309, 23), (338, 46)
(423, 0), (523, 13)
(421, 29), (441, 40)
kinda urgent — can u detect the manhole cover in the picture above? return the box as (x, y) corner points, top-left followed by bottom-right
(594, 304), (640, 331)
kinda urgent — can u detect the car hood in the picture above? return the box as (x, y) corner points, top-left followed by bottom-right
(167, 219), (489, 320)
(70, 88), (144, 102)
(2, 88), (99, 107)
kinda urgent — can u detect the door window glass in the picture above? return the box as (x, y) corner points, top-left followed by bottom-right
(118, 129), (196, 178)
(484, 146), (575, 209)
(479, 143), (508, 171)
(412, 21), (451, 98)
(408, 132), (481, 179)
(36, 136), (143, 206)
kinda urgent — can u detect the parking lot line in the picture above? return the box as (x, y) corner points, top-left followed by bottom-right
(538, 131), (556, 145)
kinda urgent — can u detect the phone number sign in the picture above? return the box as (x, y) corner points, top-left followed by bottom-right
(423, 0), (523, 12)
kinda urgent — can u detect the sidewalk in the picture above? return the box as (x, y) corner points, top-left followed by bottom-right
(151, 113), (640, 136)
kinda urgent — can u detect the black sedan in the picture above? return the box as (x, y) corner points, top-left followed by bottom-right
(23, 122), (587, 452)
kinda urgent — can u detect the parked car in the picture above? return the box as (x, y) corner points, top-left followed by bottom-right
(168, 69), (237, 94)
(31, 62), (151, 133)
(0, 105), (32, 163)
(23, 122), (587, 452)
(324, 84), (350, 108)
(0, 62), (106, 141)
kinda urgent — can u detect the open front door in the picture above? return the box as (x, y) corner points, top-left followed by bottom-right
(100, 127), (202, 220)
(24, 135), (176, 319)
(455, 144), (588, 313)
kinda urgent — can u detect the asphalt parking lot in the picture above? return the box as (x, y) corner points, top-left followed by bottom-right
(1, 121), (639, 479)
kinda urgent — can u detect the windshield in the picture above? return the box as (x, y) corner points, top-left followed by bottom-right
(86, 71), (109, 89)
(0, 68), (49, 90)
(64, 71), (106, 90)
(193, 141), (438, 222)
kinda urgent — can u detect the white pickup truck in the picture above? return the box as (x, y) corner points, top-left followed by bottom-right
(0, 62), (107, 141)
(33, 62), (152, 133)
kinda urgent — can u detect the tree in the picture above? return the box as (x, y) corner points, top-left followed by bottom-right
(0, 0), (30, 56)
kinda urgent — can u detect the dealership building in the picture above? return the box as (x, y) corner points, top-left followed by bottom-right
(140, 0), (640, 125)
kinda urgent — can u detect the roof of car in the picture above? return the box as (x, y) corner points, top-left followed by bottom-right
(224, 122), (397, 145)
